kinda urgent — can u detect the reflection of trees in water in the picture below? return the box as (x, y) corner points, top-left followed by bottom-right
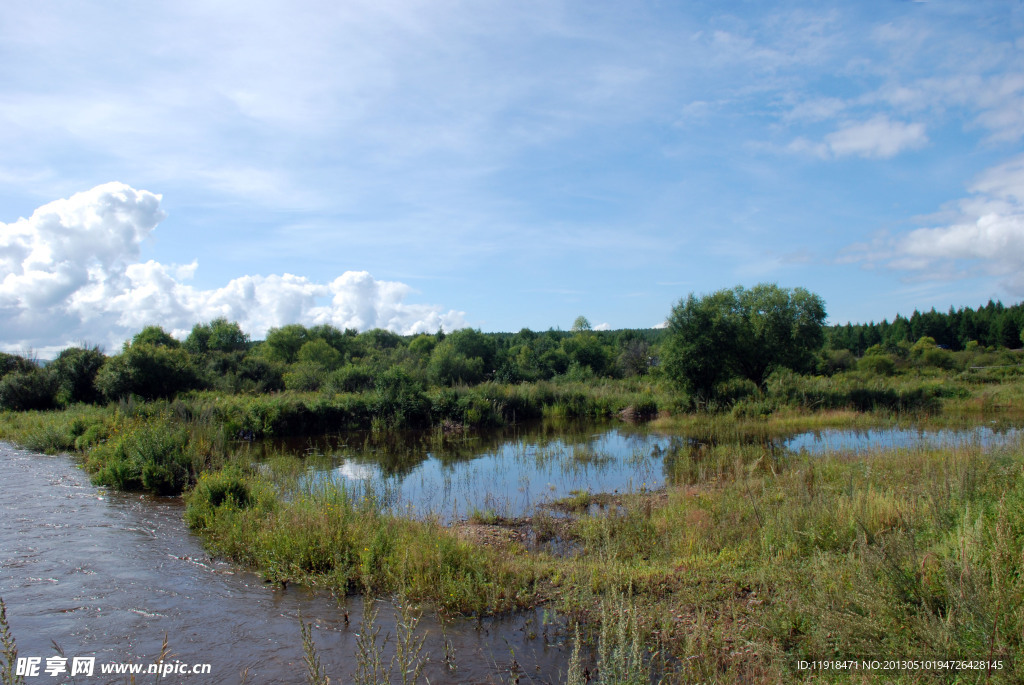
(257, 418), (643, 479)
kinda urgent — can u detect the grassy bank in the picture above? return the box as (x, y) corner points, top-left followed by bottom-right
(557, 436), (1024, 682)
(185, 469), (547, 615)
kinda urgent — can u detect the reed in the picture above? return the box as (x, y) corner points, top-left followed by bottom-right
(0, 598), (24, 685)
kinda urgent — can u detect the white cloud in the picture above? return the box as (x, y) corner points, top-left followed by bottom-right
(825, 116), (928, 159)
(786, 116), (928, 160)
(0, 184), (465, 355)
(844, 154), (1024, 295)
(900, 214), (1024, 262)
(593, 322), (611, 331)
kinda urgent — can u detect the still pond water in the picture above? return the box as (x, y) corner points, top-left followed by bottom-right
(253, 420), (1023, 521)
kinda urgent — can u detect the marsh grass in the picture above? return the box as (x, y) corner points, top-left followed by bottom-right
(1, 598), (23, 685)
(553, 434), (1024, 682)
(300, 615), (329, 685)
(185, 473), (545, 614)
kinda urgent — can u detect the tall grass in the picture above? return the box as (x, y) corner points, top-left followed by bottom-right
(185, 473), (545, 614)
(1, 598), (23, 685)
(548, 435), (1024, 682)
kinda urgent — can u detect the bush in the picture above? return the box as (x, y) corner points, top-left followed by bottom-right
(373, 368), (430, 428)
(89, 420), (195, 495)
(0, 368), (59, 411)
(283, 363), (327, 392)
(95, 344), (203, 400)
(185, 467), (254, 531)
(236, 355), (285, 393)
(859, 354), (896, 376)
(0, 352), (35, 378)
(713, 377), (761, 406)
(819, 349), (856, 375)
(325, 365), (375, 393)
(52, 346), (105, 405)
(427, 341), (485, 386)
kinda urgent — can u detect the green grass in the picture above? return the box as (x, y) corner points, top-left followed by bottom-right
(185, 473), (547, 614)
(547, 435), (1024, 683)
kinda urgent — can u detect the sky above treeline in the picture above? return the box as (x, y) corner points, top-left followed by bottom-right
(1, 0), (1023, 356)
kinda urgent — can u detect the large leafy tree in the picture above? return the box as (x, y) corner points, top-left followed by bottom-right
(184, 318), (249, 353)
(664, 283), (826, 399)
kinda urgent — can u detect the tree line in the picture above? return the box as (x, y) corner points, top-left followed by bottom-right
(1, 285), (1021, 412)
(0, 317), (666, 411)
(826, 301), (1024, 354)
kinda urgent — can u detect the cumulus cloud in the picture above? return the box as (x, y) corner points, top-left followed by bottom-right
(0, 183), (466, 355)
(843, 154), (1024, 295)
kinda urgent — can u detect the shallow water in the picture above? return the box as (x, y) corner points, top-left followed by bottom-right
(784, 424), (1021, 453)
(0, 443), (573, 684)
(265, 421), (1024, 521)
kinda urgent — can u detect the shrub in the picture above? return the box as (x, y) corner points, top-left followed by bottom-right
(859, 353), (895, 376)
(283, 363), (327, 392)
(373, 368), (430, 428)
(52, 346), (105, 405)
(184, 467), (254, 531)
(819, 349), (856, 375)
(427, 342), (485, 387)
(713, 377), (761, 406)
(0, 368), (59, 411)
(325, 365), (374, 393)
(236, 356), (285, 393)
(95, 344), (203, 400)
(0, 352), (35, 378)
(89, 420), (195, 495)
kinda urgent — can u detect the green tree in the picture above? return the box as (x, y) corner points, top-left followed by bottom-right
(0, 367), (59, 410)
(617, 338), (651, 377)
(663, 288), (742, 399)
(263, 324), (309, 363)
(0, 352), (35, 378)
(95, 344), (202, 400)
(444, 328), (495, 371)
(408, 334), (437, 357)
(296, 338), (343, 370)
(361, 328), (402, 351)
(731, 284), (826, 383)
(427, 340), (485, 386)
(131, 325), (180, 348)
(663, 284), (826, 399)
(571, 316), (592, 333)
(52, 345), (106, 405)
(561, 331), (610, 376)
(184, 318), (249, 353)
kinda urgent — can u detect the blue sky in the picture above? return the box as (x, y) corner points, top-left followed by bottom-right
(1, 0), (1023, 354)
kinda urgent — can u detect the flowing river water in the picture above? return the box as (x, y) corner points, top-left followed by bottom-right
(0, 443), (570, 684)
(2, 419), (1021, 683)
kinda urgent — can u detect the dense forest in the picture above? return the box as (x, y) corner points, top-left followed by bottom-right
(826, 300), (1024, 354)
